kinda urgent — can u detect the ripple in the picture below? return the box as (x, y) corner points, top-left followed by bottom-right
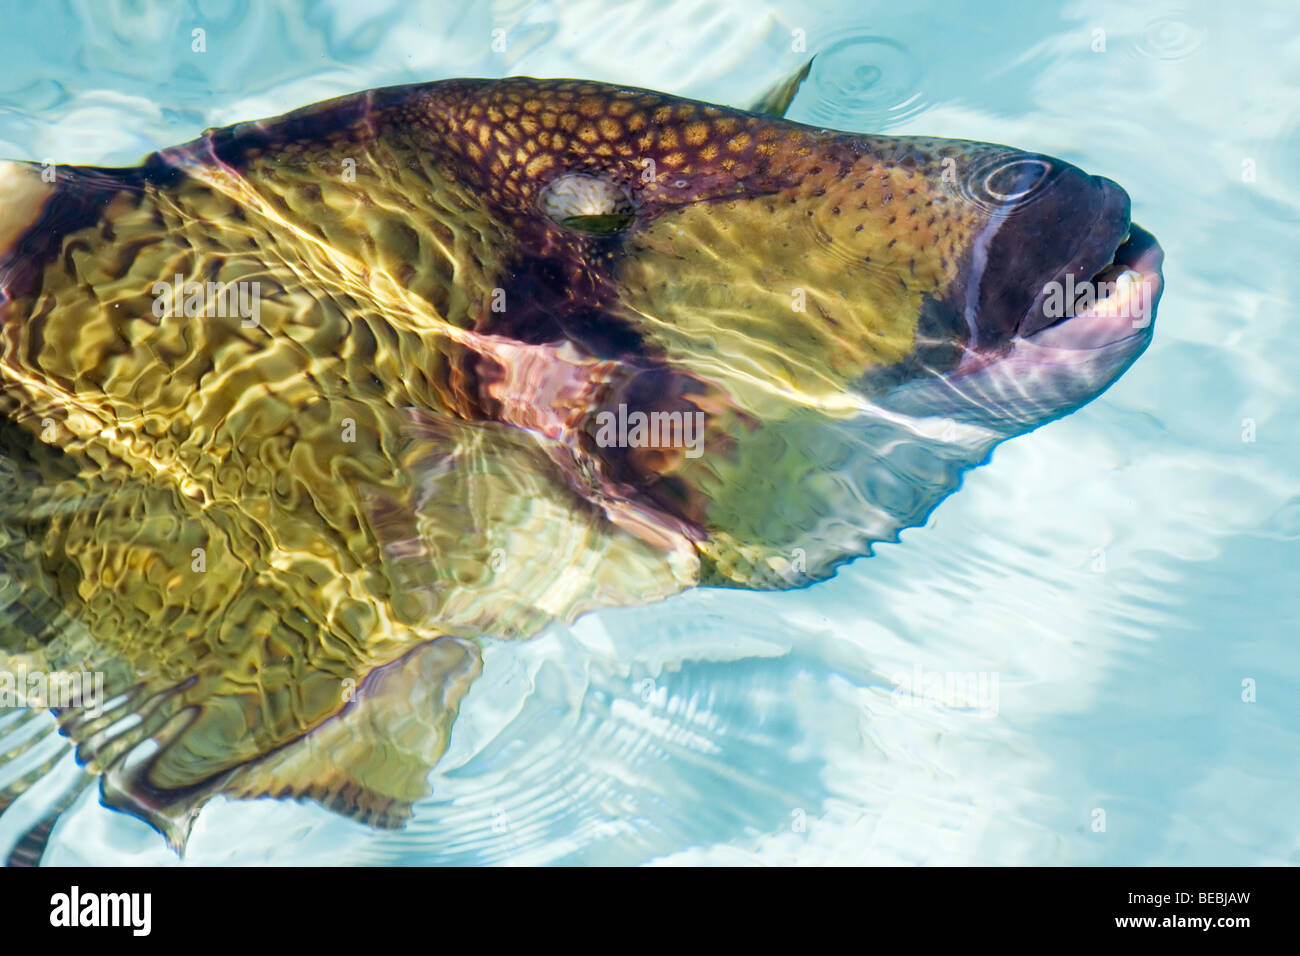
(355, 623), (845, 866)
(1262, 497), (1300, 539)
(1134, 16), (1205, 60)
(802, 32), (929, 130)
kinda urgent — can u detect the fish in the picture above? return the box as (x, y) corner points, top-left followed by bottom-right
(0, 66), (1163, 861)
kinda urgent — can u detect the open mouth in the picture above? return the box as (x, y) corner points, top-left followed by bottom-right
(1082, 224), (1164, 308)
(1021, 222), (1165, 347)
(1062, 223), (1163, 338)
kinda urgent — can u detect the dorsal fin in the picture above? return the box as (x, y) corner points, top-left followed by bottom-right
(746, 57), (815, 117)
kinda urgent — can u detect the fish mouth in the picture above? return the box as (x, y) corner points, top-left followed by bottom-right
(1017, 197), (1165, 348)
(1020, 222), (1164, 351)
(889, 217), (1165, 432)
(948, 215), (1164, 383)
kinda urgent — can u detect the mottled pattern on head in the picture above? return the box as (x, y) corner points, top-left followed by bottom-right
(402, 79), (993, 385)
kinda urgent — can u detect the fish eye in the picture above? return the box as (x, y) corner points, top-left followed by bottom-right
(539, 172), (636, 235)
(981, 157), (1052, 202)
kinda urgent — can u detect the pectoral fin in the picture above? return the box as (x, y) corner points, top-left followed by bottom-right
(363, 408), (699, 641)
(222, 637), (481, 829)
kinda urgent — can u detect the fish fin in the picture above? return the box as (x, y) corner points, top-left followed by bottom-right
(5, 632), (478, 858)
(0, 409), (473, 852)
(222, 637), (481, 828)
(80, 650), (429, 855)
(0, 712), (65, 817)
(0, 436), (202, 852)
(0, 425), (106, 864)
(3, 768), (92, 867)
(362, 409), (698, 641)
(746, 57), (815, 117)
(692, 404), (1001, 589)
(6, 814), (60, 867)
(0, 705), (94, 867)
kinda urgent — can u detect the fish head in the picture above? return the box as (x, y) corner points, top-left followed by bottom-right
(418, 80), (1164, 586)
(844, 146), (1166, 434)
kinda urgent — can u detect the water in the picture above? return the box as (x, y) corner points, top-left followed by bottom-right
(0, 0), (1296, 865)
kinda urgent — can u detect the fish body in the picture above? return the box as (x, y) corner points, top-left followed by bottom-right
(0, 74), (1163, 856)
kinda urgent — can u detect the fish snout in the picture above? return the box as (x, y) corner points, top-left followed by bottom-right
(962, 158), (1133, 350)
(873, 159), (1164, 432)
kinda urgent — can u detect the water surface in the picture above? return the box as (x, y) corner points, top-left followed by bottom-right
(0, 0), (1295, 865)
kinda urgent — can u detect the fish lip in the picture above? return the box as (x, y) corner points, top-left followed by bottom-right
(1021, 222), (1165, 352)
(1016, 177), (1137, 339)
(943, 220), (1164, 381)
